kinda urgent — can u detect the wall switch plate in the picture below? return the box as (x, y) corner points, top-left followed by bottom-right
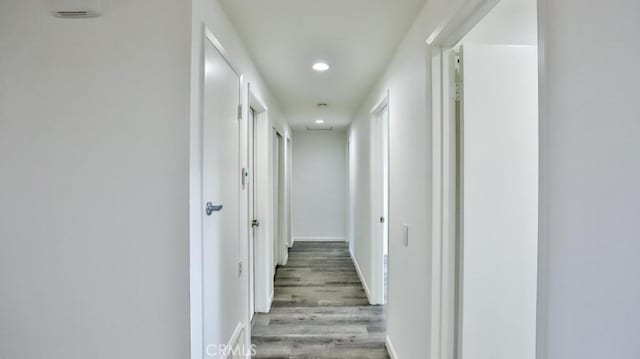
(403, 224), (409, 247)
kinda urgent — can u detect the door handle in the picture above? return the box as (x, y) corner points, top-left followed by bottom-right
(251, 219), (260, 228)
(380, 216), (385, 224)
(206, 202), (223, 216)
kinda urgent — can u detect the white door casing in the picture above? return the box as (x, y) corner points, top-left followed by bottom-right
(272, 129), (280, 273)
(248, 86), (274, 314)
(248, 107), (257, 319)
(370, 93), (390, 306)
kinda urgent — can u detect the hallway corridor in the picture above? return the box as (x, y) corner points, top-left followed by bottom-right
(251, 242), (389, 358)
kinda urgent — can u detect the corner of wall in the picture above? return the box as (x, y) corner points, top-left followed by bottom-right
(351, 251), (372, 304)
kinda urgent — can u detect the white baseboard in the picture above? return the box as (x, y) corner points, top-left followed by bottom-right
(351, 252), (372, 304)
(220, 322), (245, 359)
(294, 236), (346, 242)
(267, 290), (274, 312)
(385, 335), (399, 359)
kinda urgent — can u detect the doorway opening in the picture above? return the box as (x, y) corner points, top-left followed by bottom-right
(248, 106), (257, 320)
(371, 93), (390, 306)
(429, 0), (539, 358)
(272, 127), (286, 270)
(247, 86), (271, 316)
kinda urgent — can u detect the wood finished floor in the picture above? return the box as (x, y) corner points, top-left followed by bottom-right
(252, 241), (389, 359)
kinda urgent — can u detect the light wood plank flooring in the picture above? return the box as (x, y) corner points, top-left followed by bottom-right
(252, 241), (389, 359)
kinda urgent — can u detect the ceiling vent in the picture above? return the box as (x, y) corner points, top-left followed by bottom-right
(51, 0), (103, 18)
(306, 126), (333, 131)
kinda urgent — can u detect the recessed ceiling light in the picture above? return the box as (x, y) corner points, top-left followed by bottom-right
(312, 62), (330, 72)
(315, 119), (325, 124)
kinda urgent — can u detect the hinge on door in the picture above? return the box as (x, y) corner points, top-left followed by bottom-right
(242, 168), (250, 187)
(454, 52), (462, 102)
(237, 104), (243, 120)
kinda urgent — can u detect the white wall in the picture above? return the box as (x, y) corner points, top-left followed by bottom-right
(459, 43), (538, 359)
(537, 1), (640, 358)
(292, 130), (347, 241)
(0, 0), (290, 357)
(348, 118), (372, 283)
(462, 0), (537, 46)
(349, 2), (442, 357)
(189, 0), (290, 357)
(0, 1), (192, 358)
(348, 0), (537, 356)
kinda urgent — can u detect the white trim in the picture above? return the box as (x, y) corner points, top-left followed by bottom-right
(272, 121), (285, 136)
(385, 335), (399, 359)
(286, 136), (294, 248)
(204, 27), (241, 77)
(293, 236), (346, 242)
(273, 129), (287, 267)
(370, 90), (390, 114)
(248, 83), (273, 314)
(536, 0), (550, 358)
(267, 290), (274, 312)
(429, 45), (445, 359)
(429, 45), (460, 359)
(248, 83), (268, 112)
(220, 322), (245, 359)
(369, 93), (390, 306)
(426, 1), (500, 358)
(351, 252), (372, 304)
(426, 0), (499, 47)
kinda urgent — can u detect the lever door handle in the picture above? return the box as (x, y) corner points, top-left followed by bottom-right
(206, 202), (223, 216)
(380, 216), (385, 224)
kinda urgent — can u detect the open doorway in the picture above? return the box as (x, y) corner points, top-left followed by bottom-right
(247, 86), (271, 316)
(272, 128), (286, 270)
(248, 106), (258, 320)
(429, 0), (539, 358)
(371, 93), (390, 306)
(248, 106), (257, 320)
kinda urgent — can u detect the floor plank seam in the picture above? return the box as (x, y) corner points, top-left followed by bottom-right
(252, 242), (389, 359)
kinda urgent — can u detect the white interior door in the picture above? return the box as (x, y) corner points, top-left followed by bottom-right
(457, 43), (538, 359)
(371, 104), (389, 305)
(202, 39), (241, 349)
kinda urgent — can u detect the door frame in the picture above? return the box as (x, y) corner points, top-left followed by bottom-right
(248, 106), (257, 320)
(270, 126), (288, 267)
(425, 1), (500, 358)
(247, 84), (273, 314)
(369, 91), (390, 306)
(286, 137), (293, 249)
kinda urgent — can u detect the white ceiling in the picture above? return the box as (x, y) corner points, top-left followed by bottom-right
(218, 0), (427, 129)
